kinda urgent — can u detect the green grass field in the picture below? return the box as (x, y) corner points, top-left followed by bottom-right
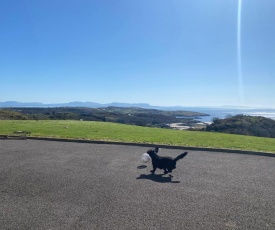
(1, 120), (275, 153)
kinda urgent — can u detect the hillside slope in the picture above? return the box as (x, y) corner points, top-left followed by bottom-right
(1, 107), (208, 128)
(205, 114), (275, 138)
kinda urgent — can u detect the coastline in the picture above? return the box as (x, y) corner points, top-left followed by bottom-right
(168, 121), (212, 130)
(169, 108), (275, 130)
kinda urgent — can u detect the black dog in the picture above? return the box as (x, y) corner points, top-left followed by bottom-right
(147, 147), (188, 174)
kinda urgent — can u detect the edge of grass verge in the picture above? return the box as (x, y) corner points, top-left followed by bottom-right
(23, 136), (275, 158)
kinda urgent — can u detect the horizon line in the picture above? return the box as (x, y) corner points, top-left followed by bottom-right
(0, 101), (275, 109)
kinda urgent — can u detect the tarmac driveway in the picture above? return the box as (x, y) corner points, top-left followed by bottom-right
(0, 139), (275, 229)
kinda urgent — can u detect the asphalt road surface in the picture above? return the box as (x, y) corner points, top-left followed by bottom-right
(0, 140), (275, 230)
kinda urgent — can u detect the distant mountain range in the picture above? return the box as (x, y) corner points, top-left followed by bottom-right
(0, 101), (273, 111)
(0, 101), (182, 110)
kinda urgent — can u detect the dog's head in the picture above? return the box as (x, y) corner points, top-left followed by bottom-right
(147, 147), (159, 158)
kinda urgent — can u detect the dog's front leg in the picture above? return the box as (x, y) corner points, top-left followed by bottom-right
(150, 166), (156, 174)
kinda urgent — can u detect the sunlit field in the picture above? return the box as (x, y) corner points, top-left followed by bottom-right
(0, 120), (275, 153)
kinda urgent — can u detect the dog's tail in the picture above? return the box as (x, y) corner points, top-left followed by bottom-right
(174, 152), (188, 162)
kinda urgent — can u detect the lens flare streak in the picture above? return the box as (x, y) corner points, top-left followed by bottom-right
(237, 0), (244, 105)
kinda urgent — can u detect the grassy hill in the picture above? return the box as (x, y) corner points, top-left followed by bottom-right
(0, 109), (28, 120)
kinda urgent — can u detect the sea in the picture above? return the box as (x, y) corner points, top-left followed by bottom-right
(185, 107), (275, 123)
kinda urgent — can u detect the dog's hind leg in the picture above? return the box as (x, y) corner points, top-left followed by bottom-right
(167, 168), (174, 173)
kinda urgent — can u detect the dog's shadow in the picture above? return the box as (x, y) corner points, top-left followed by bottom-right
(136, 173), (180, 183)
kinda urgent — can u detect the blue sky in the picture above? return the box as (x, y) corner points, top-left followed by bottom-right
(1, 0), (274, 107)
